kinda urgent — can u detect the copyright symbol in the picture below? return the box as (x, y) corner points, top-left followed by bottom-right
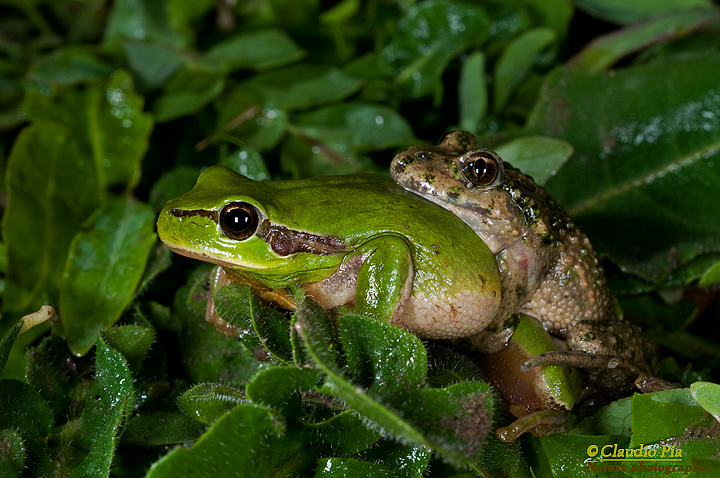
(587, 445), (598, 457)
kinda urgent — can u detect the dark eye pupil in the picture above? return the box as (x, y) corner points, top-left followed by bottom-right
(220, 202), (259, 240)
(225, 208), (251, 231)
(462, 151), (501, 187)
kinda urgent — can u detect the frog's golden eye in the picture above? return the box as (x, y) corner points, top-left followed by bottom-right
(462, 150), (503, 187)
(219, 202), (260, 241)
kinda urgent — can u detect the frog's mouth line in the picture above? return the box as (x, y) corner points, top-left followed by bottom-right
(163, 244), (253, 270)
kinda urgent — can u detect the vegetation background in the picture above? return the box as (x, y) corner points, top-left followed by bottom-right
(0, 0), (719, 476)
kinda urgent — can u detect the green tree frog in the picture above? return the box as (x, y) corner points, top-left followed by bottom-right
(157, 164), (502, 341)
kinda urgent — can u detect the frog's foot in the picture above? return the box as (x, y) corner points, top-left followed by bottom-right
(634, 374), (676, 393)
(496, 409), (568, 443)
(521, 350), (642, 375)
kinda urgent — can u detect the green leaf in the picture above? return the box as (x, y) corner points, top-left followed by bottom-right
(379, 0), (490, 103)
(283, 102), (415, 177)
(69, 336), (135, 478)
(339, 314), (427, 393)
(698, 260), (720, 287)
(357, 441), (432, 478)
(238, 63), (362, 111)
(0, 429), (25, 478)
(212, 90), (288, 151)
(145, 404), (302, 478)
(123, 411), (207, 446)
(245, 366), (321, 415)
(458, 51), (487, 134)
(494, 136), (574, 185)
(122, 40), (188, 90)
(174, 268), (265, 386)
(3, 123), (101, 315)
(100, 325), (155, 374)
(574, 0), (715, 25)
(28, 48), (111, 86)
(202, 28), (305, 73)
(296, 411), (382, 456)
(630, 389), (709, 447)
(214, 283), (293, 363)
(25, 333), (81, 420)
(61, 199), (157, 356)
(570, 8), (720, 72)
(154, 67), (225, 122)
(149, 166), (200, 211)
(523, 0), (573, 38)
(527, 52), (720, 281)
(314, 457), (394, 477)
(218, 146), (270, 181)
(23, 70), (154, 192)
(104, 0), (188, 48)
(296, 306), (494, 465)
(179, 383), (246, 425)
(0, 320), (21, 373)
(493, 27), (555, 114)
(0, 380), (54, 476)
(690, 381), (720, 421)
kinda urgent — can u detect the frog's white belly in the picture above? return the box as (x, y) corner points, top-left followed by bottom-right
(397, 292), (497, 340)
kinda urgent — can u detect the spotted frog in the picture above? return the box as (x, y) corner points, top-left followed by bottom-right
(391, 131), (661, 439)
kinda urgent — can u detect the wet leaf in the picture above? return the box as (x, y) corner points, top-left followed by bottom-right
(100, 324), (155, 374)
(68, 336), (135, 478)
(527, 52), (720, 281)
(145, 404), (303, 478)
(61, 200), (157, 356)
(179, 383), (246, 425)
(379, 0), (490, 102)
(296, 306), (494, 465)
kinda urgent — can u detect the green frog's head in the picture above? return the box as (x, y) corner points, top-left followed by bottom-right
(158, 165), (348, 274)
(157, 165), (278, 269)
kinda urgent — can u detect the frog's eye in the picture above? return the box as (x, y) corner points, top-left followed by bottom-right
(219, 202), (260, 241)
(462, 150), (503, 187)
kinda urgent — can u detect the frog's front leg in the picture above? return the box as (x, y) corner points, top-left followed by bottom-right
(353, 236), (413, 324)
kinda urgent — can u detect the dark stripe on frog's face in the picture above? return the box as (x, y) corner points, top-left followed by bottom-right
(170, 208), (346, 257)
(256, 221), (347, 256)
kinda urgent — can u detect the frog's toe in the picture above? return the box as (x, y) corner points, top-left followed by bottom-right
(496, 409), (568, 442)
(520, 350), (640, 373)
